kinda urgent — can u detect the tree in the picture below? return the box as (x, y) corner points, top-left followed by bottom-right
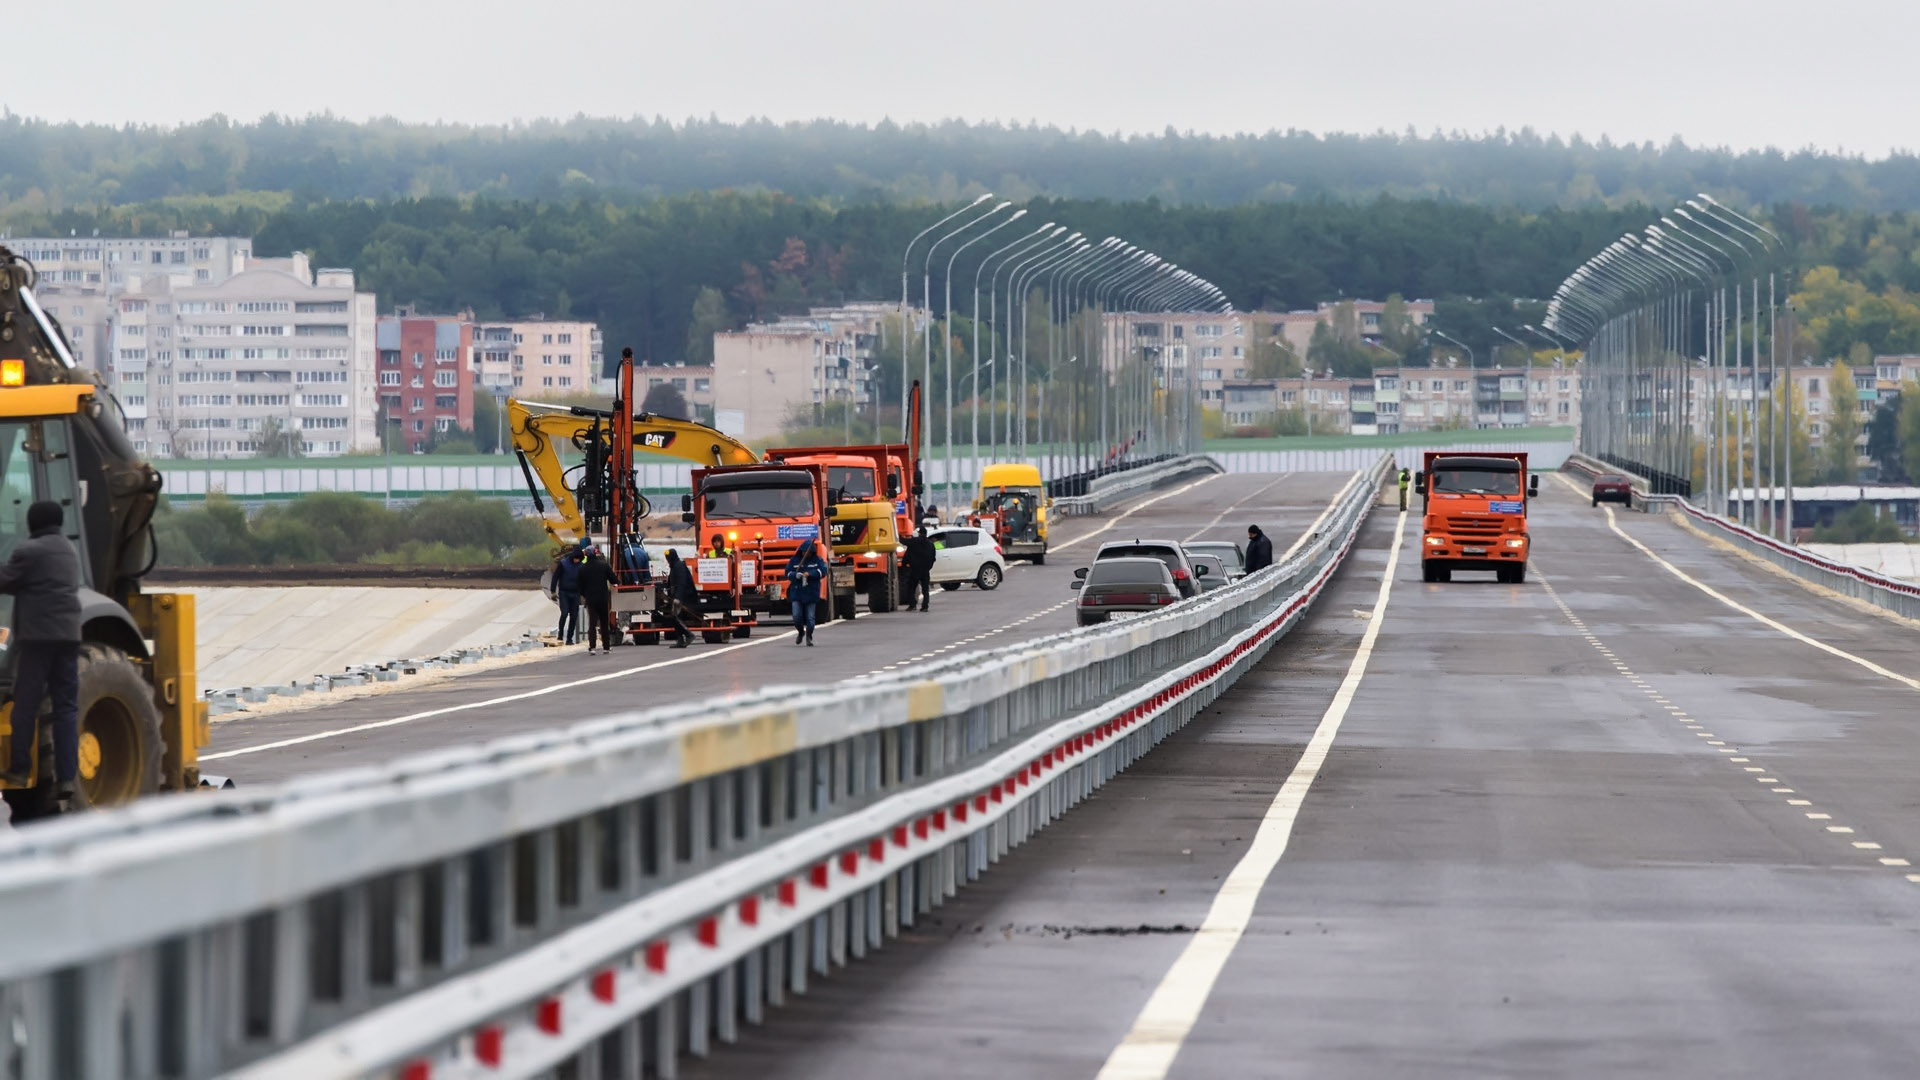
(1247, 332), (1302, 378)
(1825, 359), (1863, 483)
(641, 380), (690, 419)
(1901, 378), (1920, 485)
(255, 417), (303, 459)
(1866, 390), (1906, 482)
(685, 287), (731, 367)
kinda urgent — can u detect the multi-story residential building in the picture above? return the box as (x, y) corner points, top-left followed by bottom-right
(473, 319), (605, 396)
(376, 314), (475, 452)
(111, 256), (377, 458)
(4, 233), (254, 372)
(1219, 364), (1579, 436)
(639, 364), (716, 420)
(712, 304), (903, 440)
(1104, 301), (1437, 416)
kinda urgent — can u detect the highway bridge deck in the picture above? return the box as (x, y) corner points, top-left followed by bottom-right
(204, 472), (1349, 784)
(674, 474), (1920, 1080)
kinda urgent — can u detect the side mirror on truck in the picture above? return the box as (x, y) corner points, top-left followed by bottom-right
(681, 493), (694, 513)
(1413, 471), (1426, 495)
(681, 512), (696, 524)
(886, 476), (901, 499)
(1528, 475), (1540, 498)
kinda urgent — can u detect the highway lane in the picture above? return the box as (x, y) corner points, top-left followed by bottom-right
(682, 476), (1920, 1080)
(204, 471), (1349, 784)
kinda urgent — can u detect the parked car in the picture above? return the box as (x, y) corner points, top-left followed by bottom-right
(1591, 474), (1633, 507)
(1093, 539), (1201, 598)
(930, 526), (1007, 591)
(1188, 553), (1230, 594)
(1183, 540), (1246, 581)
(1071, 557), (1181, 626)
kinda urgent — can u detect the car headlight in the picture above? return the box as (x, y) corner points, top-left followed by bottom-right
(1424, 536), (1445, 546)
(1505, 538), (1526, 548)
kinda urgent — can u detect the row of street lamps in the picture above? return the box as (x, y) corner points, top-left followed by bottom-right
(898, 194), (1232, 498)
(1546, 194), (1789, 537)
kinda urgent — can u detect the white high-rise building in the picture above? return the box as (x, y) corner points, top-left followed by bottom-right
(0, 233), (254, 372)
(112, 257), (379, 458)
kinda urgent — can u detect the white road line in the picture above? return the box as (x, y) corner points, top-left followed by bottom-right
(1182, 473), (1294, 542)
(202, 613), (869, 762)
(1052, 474), (1222, 552)
(1097, 502), (1408, 1080)
(1554, 473), (1920, 693)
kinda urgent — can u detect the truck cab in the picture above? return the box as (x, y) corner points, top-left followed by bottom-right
(1413, 452), (1538, 584)
(684, 464), (859, 623)
(762, 445), (911, 613)
(972, 463), (1050, 565)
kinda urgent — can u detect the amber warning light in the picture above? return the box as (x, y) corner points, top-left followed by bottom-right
(0, 360), (23, 387)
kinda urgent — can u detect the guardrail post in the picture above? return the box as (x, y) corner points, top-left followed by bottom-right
(268, 902), (309, 1047)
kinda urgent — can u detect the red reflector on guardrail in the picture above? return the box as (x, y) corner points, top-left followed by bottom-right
(536, 998), (562, 1035)
(697, 918), (719, 947)
(591, 970), (617, 1003)
(475, 1025), (503, 1066)
(645, 942), (669, 974)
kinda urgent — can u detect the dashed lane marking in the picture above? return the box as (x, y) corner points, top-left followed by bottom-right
(1182, 473), (1294, 543)
(1538, 565), (1911, 881)
(1053, 475), (1223, 553)
(1098, 495), (1410, 1080)
(1553, 472), (1920, 695)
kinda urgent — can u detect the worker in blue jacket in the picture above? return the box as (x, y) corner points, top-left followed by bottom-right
(785, 538), (829, 646)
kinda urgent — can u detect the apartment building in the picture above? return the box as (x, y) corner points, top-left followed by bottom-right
(5, 233), (254, 372)
(1103, 300), (1437, 415)
(112, 258), (378, 458)
(474, 319), (605, 396)
(376, 314), (475, 452)
(1220, 364), (1579, 436)
(639, 364), (716, 420)
(712, 304), (903, 440)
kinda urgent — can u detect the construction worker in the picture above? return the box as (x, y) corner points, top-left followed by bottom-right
(786, 538), (829, 646)
(663, 548), (698, 648)
(0, 501), (82, 809)
(551, 544), (584, 644)
(1398, 467), (1412, 512)
(708, 533), (730, 558)
(902, 525), (937, 612)
(578, 546), (616, 654)
(1244, 525), (1274, 575)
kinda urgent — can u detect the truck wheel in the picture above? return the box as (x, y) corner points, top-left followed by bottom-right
(833, 592), (859, 621)
(701, 629), (728, 644)
(732, 624), (752, 640)
(867, 575), (896, 614)
(976, 563), (1003, 591)
(1030, 552), (1046, 566)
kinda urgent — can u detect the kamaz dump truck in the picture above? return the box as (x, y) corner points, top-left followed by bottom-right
(1412, 451), (1539, 583)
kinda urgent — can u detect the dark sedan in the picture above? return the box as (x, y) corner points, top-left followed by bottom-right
(1071, 557), (1182, 626)
(1591, 474), (1633, 507)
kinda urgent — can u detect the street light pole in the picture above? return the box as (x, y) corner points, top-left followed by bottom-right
(971, 222), (1054, 486)
(942, 207), (1025, 503)
(901, 194), (991, 440)
(924, 199), (1012, 473)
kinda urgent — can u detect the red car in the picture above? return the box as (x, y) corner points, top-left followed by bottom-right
(1591, 474), (1632, 507)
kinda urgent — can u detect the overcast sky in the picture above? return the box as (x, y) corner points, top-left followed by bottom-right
(7, 0), (1909, 157)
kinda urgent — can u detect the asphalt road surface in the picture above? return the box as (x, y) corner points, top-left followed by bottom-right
(677, 473), (1920, 1080)
(204, 471), (1349, 784)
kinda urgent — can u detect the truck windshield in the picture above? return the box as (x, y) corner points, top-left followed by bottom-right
(826, 466), (876, 500)
(1430, 467), (1521, 496)
(704, 485), (816, 520)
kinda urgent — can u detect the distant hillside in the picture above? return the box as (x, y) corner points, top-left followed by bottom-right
(6, 113), (1920, 212)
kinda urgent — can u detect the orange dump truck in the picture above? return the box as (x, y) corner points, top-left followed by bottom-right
(1412, 451), (1539, 583)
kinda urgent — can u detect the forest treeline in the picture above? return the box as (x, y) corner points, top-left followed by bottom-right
(9, 114), (1920, 212)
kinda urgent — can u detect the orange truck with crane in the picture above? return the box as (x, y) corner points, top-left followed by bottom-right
(1412, 451), (1539, 583)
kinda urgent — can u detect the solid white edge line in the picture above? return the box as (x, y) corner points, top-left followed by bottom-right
(1550, 473), (1920, 693)
(1096, 498), (1407, 1080)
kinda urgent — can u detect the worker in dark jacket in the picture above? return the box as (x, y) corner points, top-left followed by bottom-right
(0, 501), (83, 807)
(1244, 524), (1274, 574)
(663, 548), (698, 648)
(785, 538), (829, 646)
(578, 547), (617, 654)
(902, 526), (938, 612)
(552, 546), (583, 644)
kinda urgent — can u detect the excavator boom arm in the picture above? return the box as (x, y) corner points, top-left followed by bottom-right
(508, 396), (760, 550)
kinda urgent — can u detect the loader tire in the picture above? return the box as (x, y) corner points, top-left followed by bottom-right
(833, 591), (859, 622)
(5, 644), (163, 821)
(867, 574), (897, 614)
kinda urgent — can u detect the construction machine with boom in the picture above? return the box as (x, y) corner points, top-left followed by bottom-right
(0, 244), (208, 820)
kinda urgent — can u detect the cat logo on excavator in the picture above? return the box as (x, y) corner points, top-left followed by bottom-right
(638, 430), (677, 450)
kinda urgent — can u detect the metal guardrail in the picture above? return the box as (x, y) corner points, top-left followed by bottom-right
(0, 454), (1391, 1080)
(1052, 454), (1225, 516)
(1564, 453), (1920, 622)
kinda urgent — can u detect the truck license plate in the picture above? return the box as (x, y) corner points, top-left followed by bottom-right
(1463, 546), (1487, 555)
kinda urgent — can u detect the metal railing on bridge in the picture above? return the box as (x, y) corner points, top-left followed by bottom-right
(0, 457), (1395, 1080)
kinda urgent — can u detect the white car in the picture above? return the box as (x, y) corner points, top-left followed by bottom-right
(929, 526), (1007, 591)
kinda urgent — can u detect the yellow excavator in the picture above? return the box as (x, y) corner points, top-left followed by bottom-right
(0, 245), (207, 821)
